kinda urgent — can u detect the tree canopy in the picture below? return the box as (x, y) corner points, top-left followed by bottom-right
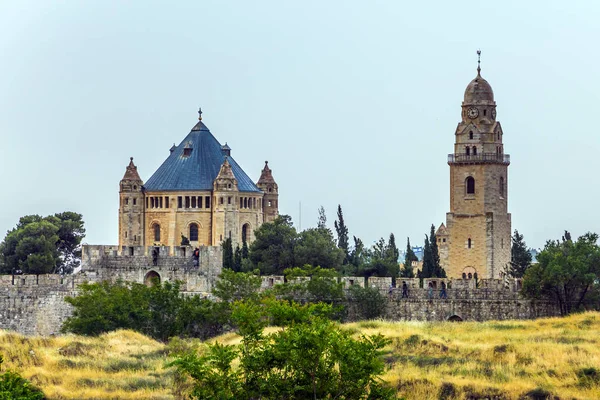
(522, 232), (600, 315)
(0, 212), (85, 274)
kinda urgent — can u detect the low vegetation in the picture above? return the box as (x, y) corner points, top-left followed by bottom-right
(1, 312), (599, 399)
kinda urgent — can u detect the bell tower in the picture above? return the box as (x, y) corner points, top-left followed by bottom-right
(256, 161), (279, 223)
(442, 51), (511, 279)
(119, 157), (145, 248)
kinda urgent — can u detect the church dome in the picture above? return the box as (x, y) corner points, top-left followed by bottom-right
(464, 73), (494, 103)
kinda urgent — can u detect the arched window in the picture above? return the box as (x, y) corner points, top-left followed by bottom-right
(499, 176), (505, 197)
(462, 273), (467, 279)
(153, 224), (161, 242)
(189, 223), (199, 241)
(472, 146), (477, 155)
(466, 177), (475, 194)
(468, 238), (472, 249)
(469, 131), (473, 140)
(468, 273), (473, 279)
(466, 147), (470, 156)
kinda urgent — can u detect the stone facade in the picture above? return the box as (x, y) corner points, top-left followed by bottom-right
(0, 247), (558, 336)
(438, 59), (511, 279)
(118, 113), (279, 253)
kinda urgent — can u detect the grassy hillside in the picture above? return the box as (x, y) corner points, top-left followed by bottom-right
(1, 312), (599, 399)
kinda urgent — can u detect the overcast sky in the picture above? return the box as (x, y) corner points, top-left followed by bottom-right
(1, 0), (599, 250)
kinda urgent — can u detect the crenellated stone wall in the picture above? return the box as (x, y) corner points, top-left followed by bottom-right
(0, 246), (558, 336)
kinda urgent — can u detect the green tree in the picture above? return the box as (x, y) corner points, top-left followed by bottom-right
(347, 236), (366, 275)
(169, 300), (395, 400)
(347, 285), (387, 320)
(522, 232), (600, 315)
(401, 237), (417, 278)
(62, 280), (225, 341)
(334, 204), (349, 263)
(250, 215), (296, 275)
(222, 238), (234, 270)
(279, 265), (345, 306)
(212, 269), (262, 303)
(233, 245), (242, 272)
(294, 228), (344, 271)
(420, 235), (433, 278)
(317, 206), (327, 229)
(0, 212), (85, 275)
(0, 355), (44, 400)
(429, 224), (445, 277)
(509, 230), (533, 278)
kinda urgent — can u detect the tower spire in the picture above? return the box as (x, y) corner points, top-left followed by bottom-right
(198, 107), (203, 121)
(477, 49), (481, 76)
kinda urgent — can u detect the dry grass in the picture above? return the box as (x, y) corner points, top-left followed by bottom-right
(345, 311), (600, 399)
(1, 313), (599, 399)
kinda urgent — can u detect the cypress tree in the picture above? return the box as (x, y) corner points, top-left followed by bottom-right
(334, 205), (349, 263)
(222, 238), (234, 270)
(429, 224), (445, 277)
(402, 237), (417, 278)
(421, 235), (433, 278)
(233, 245), (242, 272)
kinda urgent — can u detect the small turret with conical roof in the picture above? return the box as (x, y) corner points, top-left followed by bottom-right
(212, 157), (240, 245)
(257, 161), (279, 223)
(119, 157), (145, 248)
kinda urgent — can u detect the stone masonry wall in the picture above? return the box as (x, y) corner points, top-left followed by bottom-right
(0, 249), (559, 336)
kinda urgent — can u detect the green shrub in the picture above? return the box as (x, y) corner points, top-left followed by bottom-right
(0, 356), (45, 400)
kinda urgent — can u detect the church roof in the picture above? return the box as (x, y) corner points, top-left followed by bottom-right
(144, 120), (262, 193)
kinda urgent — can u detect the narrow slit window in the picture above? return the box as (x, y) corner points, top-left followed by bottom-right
(178, 196), (182, 208)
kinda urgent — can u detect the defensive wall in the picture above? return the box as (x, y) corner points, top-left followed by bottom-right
(0, 245), (559, 336)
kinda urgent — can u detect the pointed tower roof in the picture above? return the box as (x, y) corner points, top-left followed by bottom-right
(122, 157), (142, 181)
(216, 157), (237, 181)
(257, 161), (276, 184)
(144, 112), (261, 192)
(436, 223), (448, 236)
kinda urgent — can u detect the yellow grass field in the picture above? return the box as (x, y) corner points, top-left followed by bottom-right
(0, 312), (599, 399)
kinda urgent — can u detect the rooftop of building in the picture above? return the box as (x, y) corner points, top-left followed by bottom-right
(144, 117), (262, 193)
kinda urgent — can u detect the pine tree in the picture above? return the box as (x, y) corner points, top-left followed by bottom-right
(317, 206), (327, 229)
(334, 205), (349, 263)
(401, 237), (417, 278)
(421, 235), (433, 278)
(222, 238), (234, 270)
(509, 230), (532, 278)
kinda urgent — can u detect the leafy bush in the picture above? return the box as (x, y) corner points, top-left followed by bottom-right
(0, 355), (45, 400)
(347, 284), (386, 320)
(62, 280), (225, 341)
(169, 300), (395, 399)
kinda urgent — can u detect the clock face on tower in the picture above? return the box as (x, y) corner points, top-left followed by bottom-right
(491, 108), (496, 119)
(467, 107), (479, 119)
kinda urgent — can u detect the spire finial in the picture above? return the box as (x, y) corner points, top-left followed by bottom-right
(477, 49), (481, 76)
(198, 107), (203, 121)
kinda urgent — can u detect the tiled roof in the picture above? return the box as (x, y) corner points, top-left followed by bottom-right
(144, 121), (261, 193)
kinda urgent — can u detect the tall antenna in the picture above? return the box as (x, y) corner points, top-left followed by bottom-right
(299, 201), (302, 231)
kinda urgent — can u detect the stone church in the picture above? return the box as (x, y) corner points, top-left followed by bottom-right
(118, 111), (279, 250)
(436, 55), (511, 280)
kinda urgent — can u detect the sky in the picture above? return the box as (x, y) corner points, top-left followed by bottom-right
(1, 0), (599, 251)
